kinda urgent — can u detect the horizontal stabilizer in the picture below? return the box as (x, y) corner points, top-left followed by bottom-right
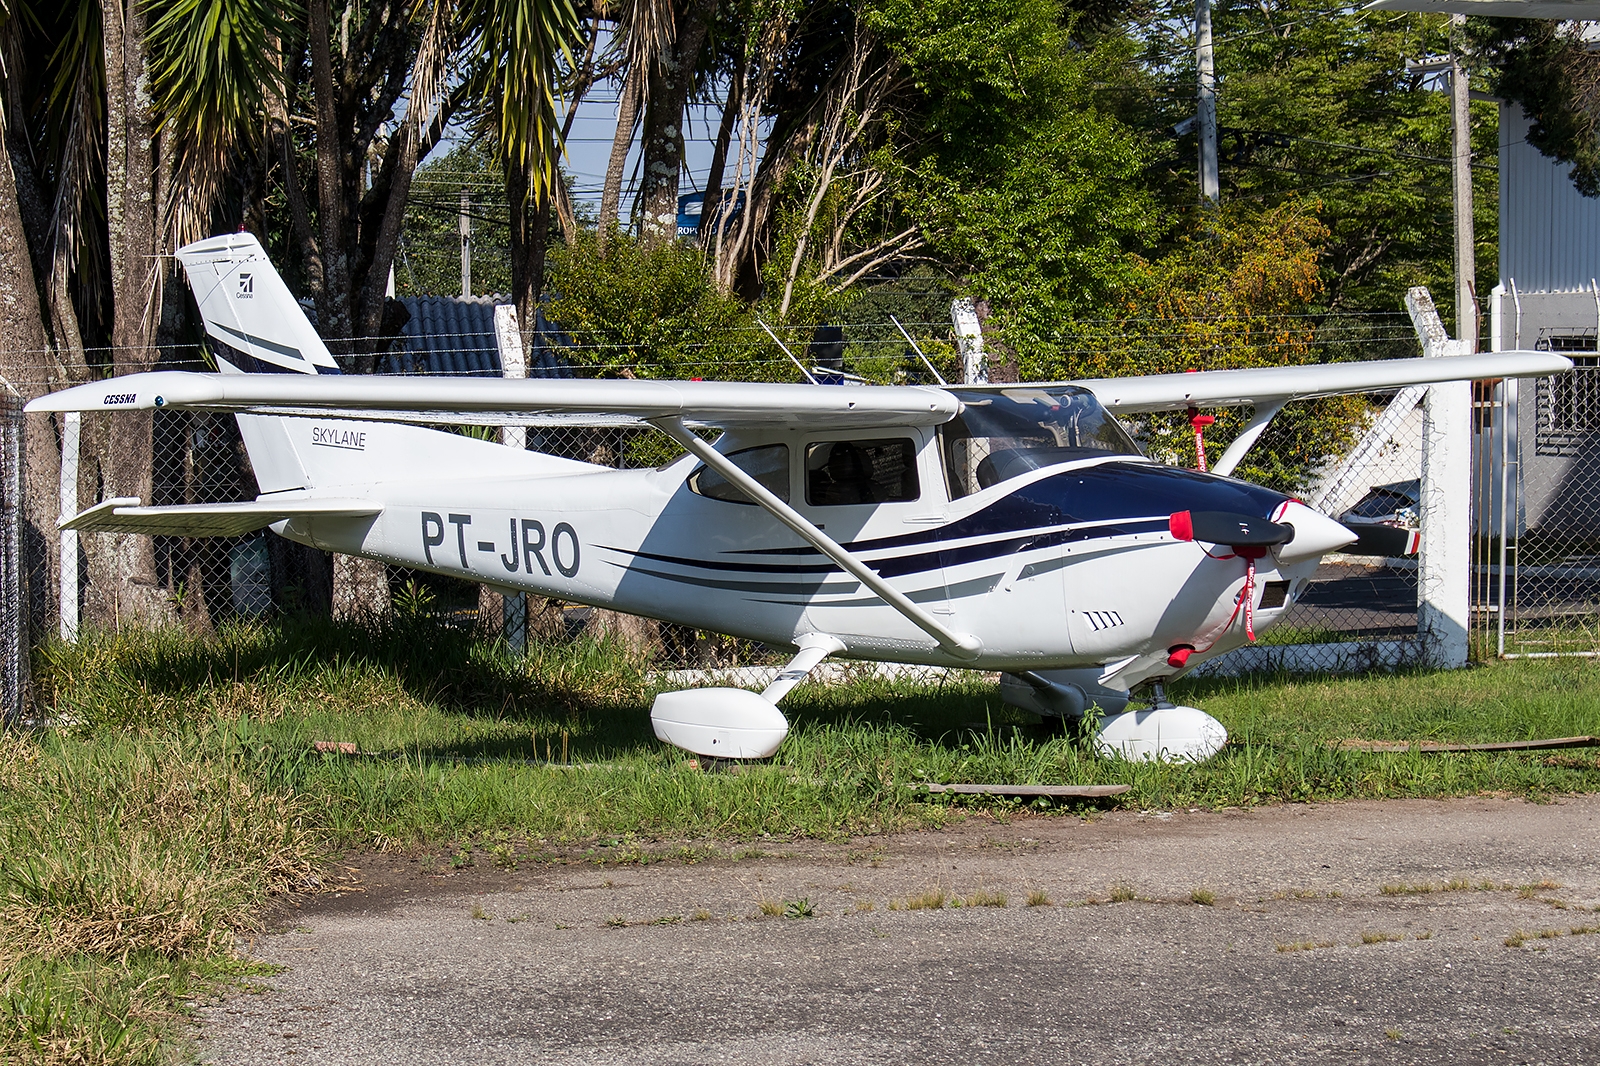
(63, 497), (381, 538)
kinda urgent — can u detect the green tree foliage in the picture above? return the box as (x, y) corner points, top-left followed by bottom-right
(1469, 17), (1600, 198)
(545, 230), (775, 379)
(1068, 201), (1366, 491)
(396, 144), (513, 297)
(1141, 1), (1494, 321)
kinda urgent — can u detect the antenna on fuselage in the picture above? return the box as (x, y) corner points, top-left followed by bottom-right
(757, 319), (819, 385)
(890, 314), (948, 387)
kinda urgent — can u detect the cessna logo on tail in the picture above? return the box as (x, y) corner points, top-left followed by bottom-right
(236, 272), (253, 299)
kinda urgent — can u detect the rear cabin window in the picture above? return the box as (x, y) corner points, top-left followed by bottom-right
(688, 444), (790, 503)
(805, 439), (919, 505)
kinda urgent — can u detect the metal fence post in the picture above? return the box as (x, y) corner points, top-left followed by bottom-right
(1, 392), (27, 723)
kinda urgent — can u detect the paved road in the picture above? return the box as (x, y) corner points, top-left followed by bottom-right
(202, 796), (1600, 1065)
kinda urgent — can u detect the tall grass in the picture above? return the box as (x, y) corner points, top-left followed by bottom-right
(8, 615), (1600, 1063)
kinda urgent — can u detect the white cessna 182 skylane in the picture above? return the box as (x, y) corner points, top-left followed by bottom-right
(28, 234), (1572, 762)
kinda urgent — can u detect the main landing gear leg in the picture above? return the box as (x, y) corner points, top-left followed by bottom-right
(650, 634), (846, 760)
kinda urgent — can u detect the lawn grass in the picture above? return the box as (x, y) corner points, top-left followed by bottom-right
(6, 614), (1600, 1062)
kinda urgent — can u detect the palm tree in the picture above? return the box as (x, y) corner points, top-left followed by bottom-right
(0, 0), (290, 629)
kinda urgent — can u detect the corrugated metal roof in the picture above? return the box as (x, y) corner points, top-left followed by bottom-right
(1501, 105), (1600, 294)
(379, 296), (572, 378)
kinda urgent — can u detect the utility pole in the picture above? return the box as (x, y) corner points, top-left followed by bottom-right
(1450, 13), (1476, 350)
(459, 189), (472, 298)
(1197, 0), (1219, 204)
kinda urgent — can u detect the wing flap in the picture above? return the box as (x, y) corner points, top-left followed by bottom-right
(64, 497), (382, 537)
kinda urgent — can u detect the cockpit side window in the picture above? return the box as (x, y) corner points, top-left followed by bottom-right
(805, 438), (919, 505)
(688, 443), (790, 503)
(942, 386), (1142, 499)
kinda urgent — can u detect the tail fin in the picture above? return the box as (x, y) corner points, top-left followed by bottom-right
(175, 233), (341, 376)
(174, 232), (565, 496)
(175, 233), (339, 492)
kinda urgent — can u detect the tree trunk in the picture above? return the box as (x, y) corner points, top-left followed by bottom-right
(597, 64), (643, 242)
(94, 0), (171, 629)
(309, 0), (353, 358)
(332, 554), (390, 619)
(507, 155), (552, 358)
(0, 133), (65, 641)
(636, 0), (715, 248)
(699, 76), (740, 251)
(586, 608), (661, 658)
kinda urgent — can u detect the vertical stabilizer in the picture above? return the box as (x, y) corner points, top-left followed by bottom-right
(175, 233), (341, 376)
(175, 233), (337, 492)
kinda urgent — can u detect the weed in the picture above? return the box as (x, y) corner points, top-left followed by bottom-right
(651, 915), (682, 925)
(1359, 932), (1403, 945)
(757, 900), (784, 917)
(604, 915), (628, 928)
(905, 889), (948, 911)
(1026, 889), (1053, 907)
(965, 889), (1007, 908)
(1190, 888), (1216, 906)
(854, 899), (875, 913)
(783, 899), (815, 920)
(1110, 884), (1136, 903)
(489, 843), (518, 870)
(1274, 939), (1336, 952)
(1413, 930), (1433, 940)
(1385, 1027), (1402, 1041)
(470, 903), (490, 920)
(1505, 930), (1528, 947)
(451, 850), (473, 869)
(691, 909), (713, 921)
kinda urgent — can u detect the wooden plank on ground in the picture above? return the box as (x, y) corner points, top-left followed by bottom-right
(921, 782), (1130, 798)
(1335, 736), (1599, 754)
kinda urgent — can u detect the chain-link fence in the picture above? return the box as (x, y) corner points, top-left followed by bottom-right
(1488, 342), (1600, 658)
(0, 392), (25, 722)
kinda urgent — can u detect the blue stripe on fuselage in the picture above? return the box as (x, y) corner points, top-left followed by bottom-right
(603, 460), (1288, 582)
(734, 461), (1288, 557)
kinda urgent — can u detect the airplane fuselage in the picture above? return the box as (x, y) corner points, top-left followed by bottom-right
(268, 421), (1323, 683)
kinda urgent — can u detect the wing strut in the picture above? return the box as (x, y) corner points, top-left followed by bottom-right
(1211, 401), (1284, 478)
(650, 416), (983, 661)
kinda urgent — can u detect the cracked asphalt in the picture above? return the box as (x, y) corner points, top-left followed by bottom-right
(201, 795), (1600, 1065)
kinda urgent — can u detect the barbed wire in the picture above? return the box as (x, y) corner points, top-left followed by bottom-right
(0, 327), (1419, 360)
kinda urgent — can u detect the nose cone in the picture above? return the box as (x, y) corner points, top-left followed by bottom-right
(1272, 500), (1357, 565)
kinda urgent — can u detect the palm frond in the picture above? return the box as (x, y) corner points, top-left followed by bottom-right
(44, 4), (102, 307)
(408, 0), (463, 137)
(147, 0), (294, 248)
(470, 0), (583, 192)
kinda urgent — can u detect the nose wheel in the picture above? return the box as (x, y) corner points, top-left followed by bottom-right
(1089, 680), (1229, 762)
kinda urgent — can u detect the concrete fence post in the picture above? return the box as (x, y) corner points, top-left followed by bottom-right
(1406, 286), (1472, 667)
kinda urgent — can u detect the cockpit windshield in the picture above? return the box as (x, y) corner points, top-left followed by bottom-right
(942, 386), (1142, 499)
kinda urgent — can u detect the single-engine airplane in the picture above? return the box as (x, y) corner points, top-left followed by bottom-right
(27, 235), (1573, 761)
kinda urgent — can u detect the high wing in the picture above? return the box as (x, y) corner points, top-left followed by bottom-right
(63, 497), (383, 537)
(24, 372), (960, 430)
(1054, 351), (1575, 414)
(22, 350), (1572, 425)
